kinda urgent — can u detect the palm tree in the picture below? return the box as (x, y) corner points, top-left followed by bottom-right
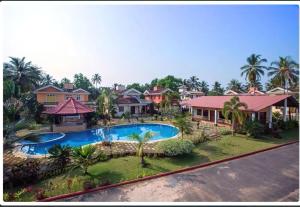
(129, 132), (154, 167)
(241, 54), (267, 87)
(198, 81), (209, 95)
(222, 96), (248, 136)
(173, 114), (193, 139)
(48, 144), (71, 168)
(92, 73), (102, 89)
(71, 145), (98, 175)
(226, 79), (244, 93)
(188, 76), (200, 90)
(41, 74), (55, 86)
(267, 56), (299, 93)
(4, 57), (42, 92)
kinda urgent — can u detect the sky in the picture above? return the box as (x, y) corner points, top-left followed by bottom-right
(2, 4), (299, 89)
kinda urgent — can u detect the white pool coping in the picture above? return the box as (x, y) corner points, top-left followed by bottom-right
(13, 123), (180, 159)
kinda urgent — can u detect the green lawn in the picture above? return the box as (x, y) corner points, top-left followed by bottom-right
(5, 128), (298, 201)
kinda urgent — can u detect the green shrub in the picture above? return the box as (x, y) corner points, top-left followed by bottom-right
(190, 129), (209, 144)
(243, 120), (264, 137)
(219, 128), (232, 135)
(156, 139), (195, 157)
(140, 118), (145, 123)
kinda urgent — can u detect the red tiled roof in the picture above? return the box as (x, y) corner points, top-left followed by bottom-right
(43, 97), (94, 115)
(181, 95), (296, 112)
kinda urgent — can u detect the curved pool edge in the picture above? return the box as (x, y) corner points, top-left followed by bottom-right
(15, 122), (180, 158)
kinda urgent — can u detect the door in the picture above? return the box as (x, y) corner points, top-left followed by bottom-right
(130, 106), (135, 114)
(210, 110), (215, 122)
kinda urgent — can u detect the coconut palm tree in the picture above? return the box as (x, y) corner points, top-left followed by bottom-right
(267, 56), (299, 93)
(71, 145), (98, 175)
(92, 73), (102, 89)
(240, 54), (267, 87)
(129, 131), (154, 167)
(173, 114), (193, 139)
(48, 144), (71, 168)
(4, 57), (42, 92)
(222, 96), (248, 136)
(226, 79), (244, 93)
(188, 76), (200, 90)
(40, 74), (55, 86)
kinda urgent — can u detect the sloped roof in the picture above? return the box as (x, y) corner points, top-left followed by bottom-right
(35, 85), (90, 94)
(116, 97), (140, 104)
(180, 95), (298, 112)
(144, 88), (173, 95)
(43, 97), (94, 115)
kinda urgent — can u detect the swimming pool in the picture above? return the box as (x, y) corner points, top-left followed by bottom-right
(20, 123), (179, 155)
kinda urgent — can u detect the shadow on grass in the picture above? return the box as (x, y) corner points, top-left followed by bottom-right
(164, 152), (210, 167)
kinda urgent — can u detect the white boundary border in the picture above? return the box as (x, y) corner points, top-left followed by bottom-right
(1, 1), (299, 206)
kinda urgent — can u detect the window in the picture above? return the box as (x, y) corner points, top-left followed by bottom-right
(46, 94), (56, 102)
(65, 95), (72, 100)
(76, 95), (81, 101)
(119, 106), (124, 112)
(203, 110), (208, 117)
(197, 109), (202, 116)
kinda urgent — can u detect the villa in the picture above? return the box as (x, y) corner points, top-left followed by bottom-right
(144, 86), (173, 104)
(224, 87), (265, 96)
(181, 94), (299, 128)
(178, 85), (204, 100)
(113, 85), (152, 117)
(34, 83), (92, 110)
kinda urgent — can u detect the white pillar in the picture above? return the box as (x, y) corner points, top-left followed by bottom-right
(268, 107), (272, 128)
(283, 98), (287, 122)
(208, 110), (210, 121)
(257, 112), (260, 121)
(214, 110), (217, 125)
(201, 109), (203, 118)
(251, 112), (256, 121)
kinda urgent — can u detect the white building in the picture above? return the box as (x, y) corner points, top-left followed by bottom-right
(178, 85), (204, 100)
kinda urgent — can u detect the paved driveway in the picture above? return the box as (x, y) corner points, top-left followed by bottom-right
(62, 143), (299, 202)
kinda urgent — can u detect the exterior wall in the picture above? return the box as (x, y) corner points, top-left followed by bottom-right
(36, 92), (89, 104)
(115, 104), (144, 117)
(144, 94), (164, 104)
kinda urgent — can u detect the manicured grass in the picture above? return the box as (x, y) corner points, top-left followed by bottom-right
(5, 128), (298, 201)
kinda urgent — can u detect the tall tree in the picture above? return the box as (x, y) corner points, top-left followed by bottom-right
(92, 73), (102, 89)
(222, 96), (248, 135)
(41, 74), (55, 86)
(198, 81), (209, 95)
(157, 75), (183, 91)
(4, 57), (42, 93)
(240, 54), (267, 87)
(208, 81), (224, 95)
(267, 56), (299, 93)
(173, 113), (193, 139)
(73, 73), (92, 91)
(126, 83), (145, 93)
(226, 79), (244, 93)
(187, 76), (200, 90)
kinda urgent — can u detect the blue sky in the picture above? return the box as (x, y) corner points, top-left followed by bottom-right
(3, 4), (299, 89)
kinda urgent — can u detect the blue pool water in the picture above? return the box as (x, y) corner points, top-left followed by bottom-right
(20, 123), (179, 155)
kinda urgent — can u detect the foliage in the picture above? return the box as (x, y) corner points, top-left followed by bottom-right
(73, 73), (93, 91)
(189, 129), (209, 145)
(82, 180), (96, 191)
(8, 160), (40, 187)
(129, 131), (154, 166)
(19, 92), (45, 123)
(267, 56), (299, 90)
(198, 81), (209, 95)
(173, 114), (193, 139)
(4, 79), (18, 101)
(226, 79), (244, 93)
(40, 73), (55, 86)
(96, 88), (116, 121)
(160, 107), (180, 120)
(218, 128), (232, 135)
(48, 144), (71, 168)
(208, 81), (224, 95)
(157, 75), (183, 91)
(126, 83), (147, 93)
(71, 145), (99, 175)
(157, 139), (195, 157)
(242, 120), (265, 137)
(243, 80), (263, 92)
(91, 73), (102, 89)
(222, 96), (248, 135)
(240, 54), (267, 87)
(4, 56), (42, 93)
